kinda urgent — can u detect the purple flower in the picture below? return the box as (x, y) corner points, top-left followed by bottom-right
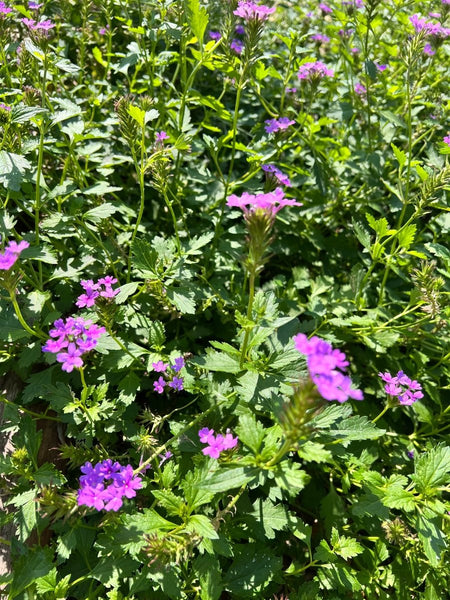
(262, 163), (291, 187)
(376, 63), (388, 72)
(153, 376), (166, 394)
(351, 47), (360, 54)
(209, 30), (222, 40)
(423, 43), (435, 56)
(227, 187), (301, 217)
(172, 356), (185, 372)
(310, 33), (330, 43)
(286, 87), (297, 93)
(152, 360), (169, 372)
(168, 376), (184, 391)
(407, 450), (414, 459)
(0, 103), (11, 111)
(199, 429), (238, 458)
(443, 135), (450, 146)
(22, 17), (55, 30)
(99, 24), (110, 35)
(233, 1), (276, 21)
(0, 240), (29, 271)
(264, 117), (295, 133)
(378, 371), (423, 405)
(28, 1), (43, 8)
(77, 461), (142, 512)
(409, 14), (450, 37)
(159, 451), (173, 467)
(297, 61), (334, 80)
(293, 334), (363, 403)
(76, 276), (119, 308)
(319, 3), (333, 13)
(354, 82), (367, 95)
(156, 130), (169, 142)
(230, 38), (244, 54)
(0, 2), (12, 15)
(235, 24), (245, 35)
(42, 316), (105, 371)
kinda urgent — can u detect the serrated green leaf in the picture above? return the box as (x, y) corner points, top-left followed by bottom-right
(192, 350), (241, 373)
(128, 103), (145, 127)
(366, 212), (389, 238)
(416, 515), (446, 567)
(224, 545), (282, 596)
(391, 142), (407, 168)
(166, 286), (196, 314)
(152, 489), (185, 516)
(83, 202), (118, 221)
(0, 151), (31, 191)
(114, 282), (140, 304)
(186, 514), (219, 539)
(235, 413), (265, 454)
(194, 555), (223, 600)
(396, 224), (416, 250)
(185, 0), (209, 47)
(10, 548), (53, 598)
(199, 466), (259, 493)
(330, 528), (364, 560)
(412, 444), (450, 493)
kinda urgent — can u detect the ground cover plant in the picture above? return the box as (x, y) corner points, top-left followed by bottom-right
(0, 0), (449, 598)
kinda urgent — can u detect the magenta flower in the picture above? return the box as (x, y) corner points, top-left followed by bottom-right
(76, 276), (119, 308)
(168, 376), (184, 391)
(153, 376), (166, 394)
(227, 187), (301, 216)
(156, 130), (169, 142)
(443, 135), (450, 146)
(297, 61), (334, 80)
(319, 3), (333, 13)
(376, 63), (388, 72)
(0, 240), (29, 271)
(378, 370), (423, 405)
(233, 1), (276, 21)
(199, 429), (238, 458)
(77, 460), (142, 512)
(294, 334), (363, 403)
(152, 360), (169, 372)
(264, 117), (295, 133)
(22, 17), (55, 30)
(0, 103), (11, 111)
(409, 14), (450, 37)
(310, 33), (330, 43)
(28, 1), (43, 8)
(262, 164), (291, 187)
(42, 316), (105, 371)
(0, 2), (12, 15)
(172, 356), (185, 372)
(230, 38), (244, 54)
(354, 82), (367, 95)
(209, 31), (222, 40)
(423, 43), (436, 56)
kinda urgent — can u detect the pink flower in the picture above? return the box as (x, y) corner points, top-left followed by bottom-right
(264, 117), (295, 133)
(233, 1), (276, 21)
(443, 135), (450, 146)
(156, 130), (169, 142)
(354, 82), (367, 95)
(423, 43), (435, 56)
(297, 61), (334, 80)
(153, 376), (166, 394)
(319, 3), (333, 14)
(227, 187), (302, 216)
(0, 240), (29, 271)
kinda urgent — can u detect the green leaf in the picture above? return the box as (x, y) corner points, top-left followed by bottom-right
(224, 545), (282, 597)
(21, 245), (58, 264)
(391, 142), (407, 168)
(82, 182), (122, 196)
(412, 444), (450, 493)
(0, 151), (31, 191)
(366, 212), (390, 238)
(10, 548), (53, 598)
(83, 202), (118, 222)
(249, 498), (290, 539)
(128, 103), (146, 127)
(396, 224), (416, 250)
(0, 304), (31, 342)
(325, 416), (386, 442)
(310, 403), (353, 429)
(185, 514), (219, 539)
(297, 441), (332, 463)
(185, 0), (209, 46)
(114, 282), (140, 304)
(192, 349), (241, 373)
(194, 556), (223, 600)
(199, 466), (259, 493)
(183, 231), (214, 255)
(152, 489), (185, 516)
(166, 286), (196, 314)
(11, 105), (48, 124)
(330, 528), (364, 560)
(93, 45), (107, 67)
(416, 515), (446, 567)
(273, 463), (310, 493)
(24, 36), (45, 61)
(235, 413), (265, 454)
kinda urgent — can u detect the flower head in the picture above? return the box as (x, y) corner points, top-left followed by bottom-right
(233, 1), (276, 21)
(227, 187), (301, 217)
(443, 135), (450, 146)
(0, 2), (12, 15)
(209, 30), (221, 40)
(0, 240), (29, 271)
(199, 428), (238, 459)
(319, 3), (333, 13)
(354, 82), (367, 95)
(230, 38), (244, 54)
(297, 61), (334, 81)
(264, 117), (295, 133)
(294, 333), (363, 403)
(156, 130), (169, 142)
(262, 163), (291, 187)
(76, 276), (119, 308)
(378, 370), (423, 405)
(310, 33), (330, 43)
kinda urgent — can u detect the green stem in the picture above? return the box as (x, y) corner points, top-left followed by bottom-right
(239, 268), (255, 368)
(372, 403), (390, 424)
(162, 187), (181, 254)
(0, 395), (62, 422)
(108, 329), (145, 366)
(10, 293), (46, 340)
(127, 127), (146, 283)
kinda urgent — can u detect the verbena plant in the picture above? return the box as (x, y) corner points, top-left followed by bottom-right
(0, 1), (449, 598)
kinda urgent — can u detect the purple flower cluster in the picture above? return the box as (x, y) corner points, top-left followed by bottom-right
(0, 102), (11, 111)
(409, 14), (450, 37)
(265, 117), (295, 133)
(0, 2), (12, 15)
(311, 33), (330, 43)
(378, 371), (423, 405)
(227, 187), (301, 216)
(233, 1), (276, 21)
(354, 82), (367, 95)
(319, 3), (333, 14)
(0, 240), (29, 271)
(424, 43), (436, 56)
(76, 276), (119, 309)
(21, 17), (55, 30)
(297, 61), (334, 81)
(152, 356), (185, 394)
(209, 30), (221, 40)
(77, 460), (143, 512)
(231, 38), (244, 54)
(42, 317), (105, 372)
(293, 334), (363, 403)
(262, 164), (291, 187)
(198, 428), (238, 459)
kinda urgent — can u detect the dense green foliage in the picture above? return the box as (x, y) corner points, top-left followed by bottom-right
(0, 0), (449, 598)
